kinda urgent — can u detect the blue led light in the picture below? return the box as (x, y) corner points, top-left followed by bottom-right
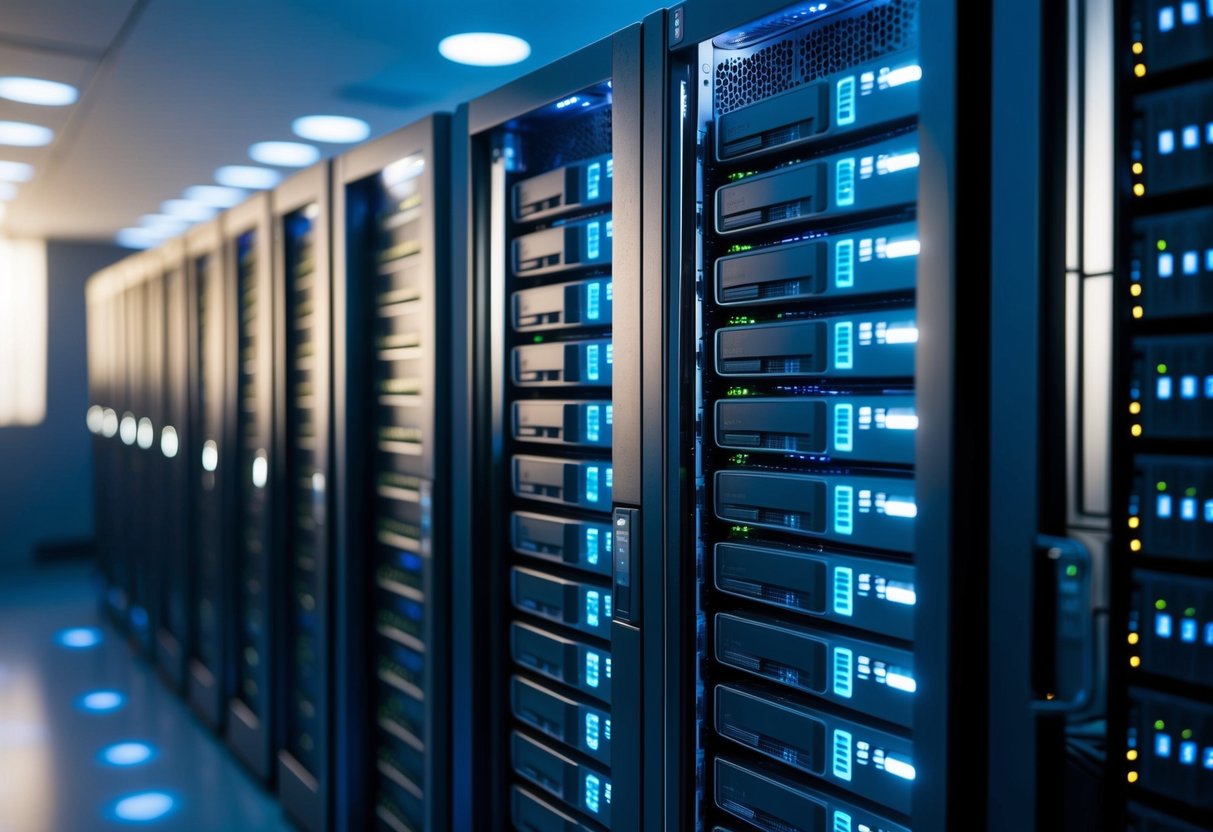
(834, 239), (855, 288)
(1158, 494), (1172, 518)
(587, 162), (601, 200)
(1182, 375), (1198, 399)
(833, 403), (853, 452)
(78, 690), (125, 713)
(833, 486), (854, 536)
(1208, 123), (1213, 145)
(832, 567), (854, 616)
(833, 812), (853, 832)
(606, 404), (613, 424)
(586, 591), (600, 628)
(587, 282), (601, 320)
(832, 647), (854, 698)
(1159, 252), (1174, 277)
(1181, 618), (1197, 643)
(605, 344), (613, 366)
(586, 528), (600, 564)
(1156, 733), (1172, 757)
(1207, 250), (1213, 271)
(1182, 0), (1199, 23)
(585, 466), (600, 504)
(1158, 376), (1173, 400)
(1184, 251), (1199, 274)
(586, 713), (601, 751)
(100, 742), (155, 767)
(833, 321), (854, 370)
(586, 405), (601, 443)
(835, 158), (856, 206)
(1182, 497), (1197, 521)
(605, 467), (612, 490)
(836, 77), (856, 126)
(1207, 376), (1213, 398)
(585, 652), (600, 687)
(1206, 623), (1213, 645)
(1205, 748), (1213, 769)
(1205, 500), (1213, 522)
(1159, 129), (1176, 154)
(586, 344), (600, 382)
(832, 729), (853, 781)
(1181, 740), (1198, 765)
(1160, 6), (1176, 30)
(56, 627), (102, 649)
(586, 221), (600, 259)
(1183, 125), (1199, 149)
(1156, 612), (1173, 638)
(111, 791), (175, 822)
(584, 774), (601, 813)
(605, 280), (613, 301)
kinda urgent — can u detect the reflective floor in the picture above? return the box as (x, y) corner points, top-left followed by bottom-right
(0, 562), (293, 832)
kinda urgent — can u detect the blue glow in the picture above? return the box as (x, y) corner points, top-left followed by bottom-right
(1156, 733), (1172, 757)
(604, 594), (612, 619)
(1205, 748), (1213, 769)
(836, 77), (856, 126)
(1181, 741), (1197, 765)
(1184, 251), (1199, 274)
(586, 466), (600, 503)
(833, 321), (853, 370)
(1156, 612), (1173, 638)
(586, 528), (599, 564)
(1207, 376), (1213, 398)
(1160, 7), (1175, 31)
(1159, 129), (1175, 154)
(1208, 123), (1213, 145)
(1206, 623), (1213, 645)
(1182, 497), (1197, 521)
(833, 485), (854, 535)
(606, 343), (613, 365)
(1206, 500), (1213, 522)
(587, 162), (601, 199)
(584, 773), (601, 813)
(885, 670), (917, 693)
(834, 812), (853, 832)
(832, 567), (854, 616)
(835, 158), (855, 206)
(605, 467), (613, 490)
(606, 220), (613, 238)
(586, 221), (600, 259)
(1158, 376), (1173, 400)
(1158, 494), (1172, 518)
(1182, 1), (1199, 23)
(249, 140), (319, 168)
(832, 647), (853, 698)
(292, 115), (370, 143)
(586, 405), (601, 443)
(215, 165), (280, 190)
(1183, 125), (1199, 149)
(112, 791), (175, 822)
(1159, 252), (1174, 277)
(587, 282), (601, 320)
(585, 651), (600, 687)
(56, 627), (102, 648)
(835, 239), (855, 288)
(605, 280), (613, 301)
(586, 591), (600, 628)
(833, 403), (853, 452)
(130, 606), (149, 631)
(832, 729), (853, 781)
(184, 184), (246, 208)
(1182, 375), (1198, 399)
(78, 690), (124, 712)
(100, 742), (155, 767)
(1181, 618), (1197, 643)
(586, 344), (600, 382)
(586, 713), (601, 750)
(884, 755), (917, 781)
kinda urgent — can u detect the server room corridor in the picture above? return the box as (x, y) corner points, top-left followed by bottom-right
(0, 562), (291, 832)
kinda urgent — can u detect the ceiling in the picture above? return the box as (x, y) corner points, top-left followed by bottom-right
(0, 0), (664, 243)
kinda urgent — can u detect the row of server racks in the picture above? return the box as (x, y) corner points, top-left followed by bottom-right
(82, 0), (1211, 830)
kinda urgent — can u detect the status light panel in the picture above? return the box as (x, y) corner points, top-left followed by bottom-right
(499, 82), (617, 831)
(692, 1), (920, 829)
(1119, 1), (1213, 828)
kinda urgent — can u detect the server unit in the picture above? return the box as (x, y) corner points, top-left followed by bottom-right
(648, 0), (997, 829)
(1113, 4), (1213, 830)
(187, 219), (232, 731)
(273, 163), (336, 829)
(458, 28), (643, 832)
(334, 114), (452, 832)
(223, 194), (278, 779)
(155, 239), (195, 690)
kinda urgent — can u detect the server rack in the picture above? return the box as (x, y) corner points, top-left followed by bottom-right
(223, 193), (278, 779)
(124, 253), (157, 654)
(156, 239), (194, 690)
(648, 1), (996, 829)
(334, 114), (452, 832)
(1112, 4), (1213, 830)
(458, 29), (644, 831)
(273, 163), (336, 830)
(187, 219), (232, 730)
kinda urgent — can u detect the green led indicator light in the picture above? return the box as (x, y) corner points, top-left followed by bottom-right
(1182, 729), (1193, 740)
(1154, 720), (1165, 731)
(1155, 599), (1167, 611)
(1157, 364), (1168, 374)
(1065, 565), (1078, 577)
(1185, 607), (1196, 617)
(1156, 481), (1167, 492)
(1186, 487), (1197, 497)
(533, 335), (544, 343)
(1156, 240), (1167, 251)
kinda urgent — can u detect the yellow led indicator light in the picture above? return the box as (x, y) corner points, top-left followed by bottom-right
(1130, 284), (1142, 297)
(1133, 306), (1144, 318)
(1130, 656), (1142, 667)
(1131, 424), (1143, 437)
(1132, 162), (1143, 174)
(1133, 183), (1146, 196)
(1128, 749), (1139, 761)
(1134, 64), (1147, 77)
(1130, 539), (1143, 552)
(1132, 42), (1143, 54)
(1128, 632), (1140, 644)
(1128, 516), (1140, 528)
(1128, 771), (1139, 783)
(1129, 402), (1141, 415)
(1156, 240), (1167, 251)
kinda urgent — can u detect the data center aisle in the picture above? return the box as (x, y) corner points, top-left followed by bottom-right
(0, 563), (293, 832)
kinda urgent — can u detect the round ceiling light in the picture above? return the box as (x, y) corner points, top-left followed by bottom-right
(183, 184), (246, 209)
(0, 121), (53, 147)
(139, 214), (188, 236)
(438, 32), (531, 66)
(115, 228), (160, 249)
(0, 77), (78, 106)
(291, 115), (370, 144)
(0, 182), (16, 200)
(0, 160), (34, 182)
(161, 199), (215, 222)
(215, 165), (280, 190)
(249, 140), (320, 167)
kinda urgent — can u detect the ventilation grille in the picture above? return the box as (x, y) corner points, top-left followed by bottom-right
(714, 0), (919, 115)
(518, 106), (613, 176)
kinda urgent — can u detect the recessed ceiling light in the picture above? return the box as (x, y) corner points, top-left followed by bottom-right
(292, 115), (370, 144)
(0, 121), (53, 147)
(161, 199), (215, 222)
(139, 214), (188, 235)
(100, 741), (156, 767)
(0, 160), (33, 182)
(249, 140), (320, 167)
(0, 77), (78, 106)
(438, 32), (531, 66)
(77, 690), (125, 712)
(184, 184), (246, 209)
(111, 791), (176, 822)
(215, 165), (281, 189)
(115, 228), (160, 249)
(55, 627), (103, 648)
(0, 183), (16, 201)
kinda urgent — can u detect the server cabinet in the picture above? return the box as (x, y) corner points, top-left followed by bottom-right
(156, 239), (194, 690)
(334, 114), (452, 832)
(223, 194), (278, 779)
(124, 254), (157, 655)
(457, 29), (643, 832)
(187, 220), (232, 730)
(649, 1), (994, 830)
(273, 163), (336, 830)
(1112, 4), (1213, 830)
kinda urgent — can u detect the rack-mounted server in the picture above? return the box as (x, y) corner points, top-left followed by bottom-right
(335, 114), (452, 832)
(1113, 2), (1213, 829)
